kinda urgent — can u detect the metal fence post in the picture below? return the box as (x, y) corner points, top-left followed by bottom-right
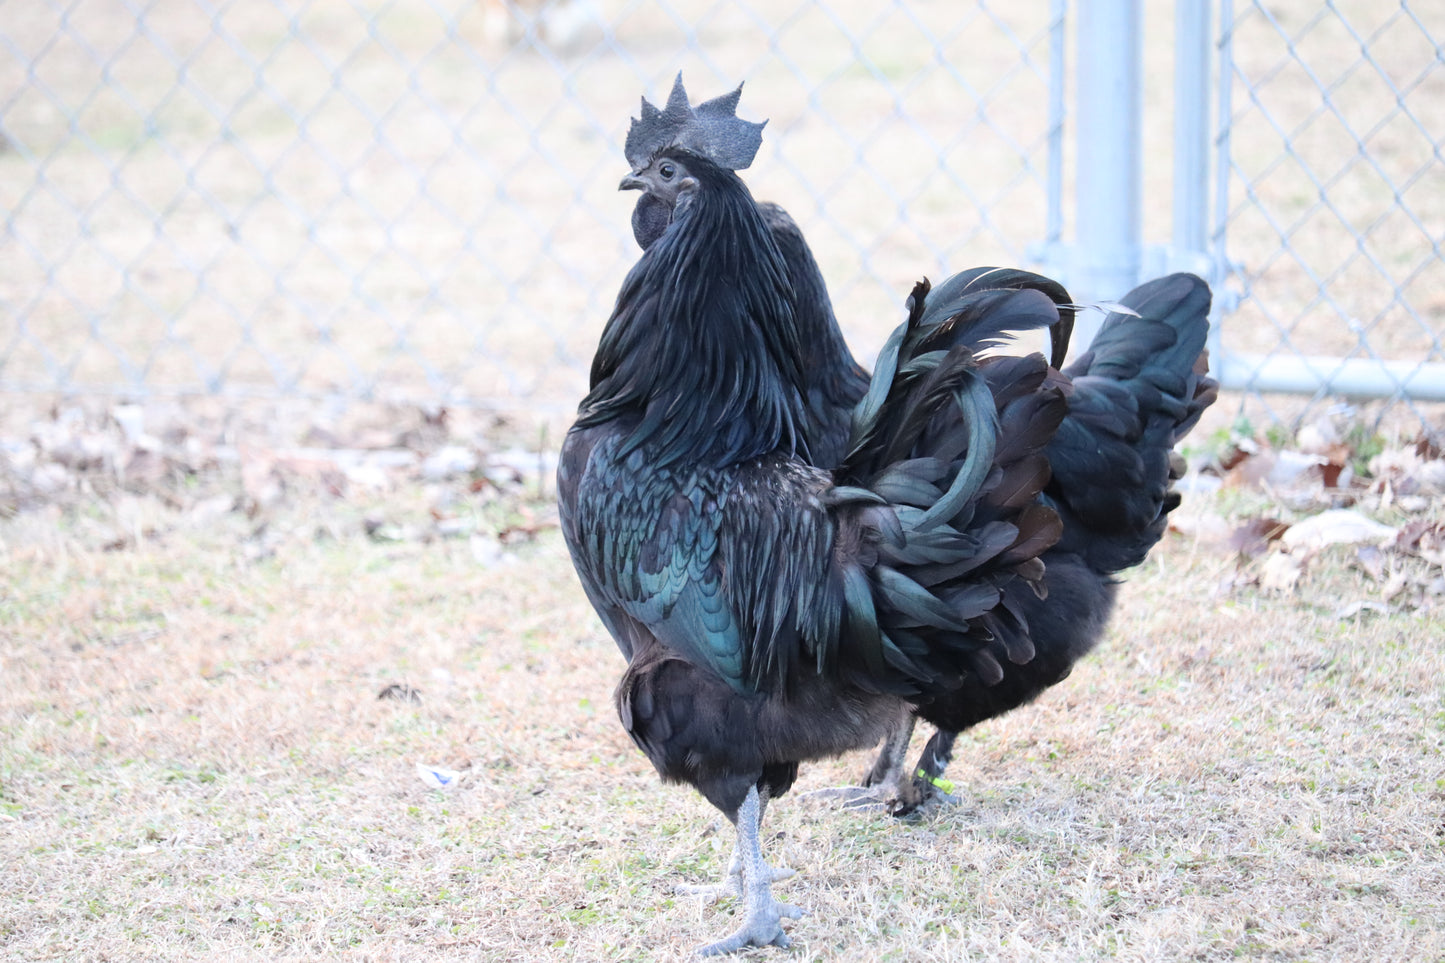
(1071, 0), (1143, 347)
(1045, 0), (1068, 257)
(1209, 0), (1235, 375)
(1172, 0), (1212, 272)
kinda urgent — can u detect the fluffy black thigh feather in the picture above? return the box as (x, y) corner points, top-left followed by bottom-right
(617, 646), (905, 817)
(901, 555), (1117, 809)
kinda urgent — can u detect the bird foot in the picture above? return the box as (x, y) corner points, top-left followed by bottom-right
(676, 865), (794, 904)
(799, 782), (958, 818)
(888, 783), (959, 819)
(696, 895), (805, 956)
(884, 771), (961, 818)
(797, 784), (895, 812)
(895, 766), (961, 817)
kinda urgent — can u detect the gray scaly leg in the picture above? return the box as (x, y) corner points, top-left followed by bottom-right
(676, 791), (793, 903)
(696, 786), (804, 956)
(892, 727), (960, 817)
(799, 714), (916, 811)
(864, 714), (915, 788)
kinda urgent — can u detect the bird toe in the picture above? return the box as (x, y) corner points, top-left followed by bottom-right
(676, 877), (741, 903)
(696, 898), (804, 955)
(798, 785), (893, 811)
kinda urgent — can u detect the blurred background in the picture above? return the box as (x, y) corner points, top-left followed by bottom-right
(1, 0), (1441, 442)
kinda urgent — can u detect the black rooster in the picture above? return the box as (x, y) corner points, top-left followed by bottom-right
(621, 86), (1217, 816)
(560, 76), (1213, 953)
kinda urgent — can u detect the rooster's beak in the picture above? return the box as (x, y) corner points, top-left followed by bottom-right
(619, 173), (647, 192)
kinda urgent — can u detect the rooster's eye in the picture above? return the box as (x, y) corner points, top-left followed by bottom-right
(659, 162), (675, 180)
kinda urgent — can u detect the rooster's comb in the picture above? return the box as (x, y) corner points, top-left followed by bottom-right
(624, 73), (766, 172)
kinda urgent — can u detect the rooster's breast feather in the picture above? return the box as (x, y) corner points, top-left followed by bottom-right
(569, 433), (840, 694)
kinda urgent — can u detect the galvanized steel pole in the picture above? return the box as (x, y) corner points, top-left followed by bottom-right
(1174, 0), (1211, 263)
(1074, 0), (1143, 306)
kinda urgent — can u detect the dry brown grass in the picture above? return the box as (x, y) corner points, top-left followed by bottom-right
(3, 473), (1443, 961)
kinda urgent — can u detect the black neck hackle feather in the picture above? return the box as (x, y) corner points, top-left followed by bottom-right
(624, 73), (767, 173)
(577, 155), (809, 469)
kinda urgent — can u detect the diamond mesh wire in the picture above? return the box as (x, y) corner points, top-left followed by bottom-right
(0, 0), (1059, 413)
(1212, 0), (1445, 431)
(5, 0), (1439, 433)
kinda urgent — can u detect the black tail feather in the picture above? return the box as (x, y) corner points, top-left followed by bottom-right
(1048, 272), (1216, 573)
(827, 269), (1070, 699)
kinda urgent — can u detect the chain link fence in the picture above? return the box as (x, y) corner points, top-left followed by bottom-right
(1211, 0), (1445, 431)
(0, 0), (1059, 415)
(1, 0), (1441, 433)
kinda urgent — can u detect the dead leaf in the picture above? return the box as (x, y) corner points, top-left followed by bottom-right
(1281, 510), (1398, 552)
(1296, 418), (1340, 456)
(1319, 460), (1348, 489)
(1370, 447), (1445, 496)
(1228, 517), (1290, 559)
(1224, 448), (1272, 488)
(1396, 519), (1436, 551)
(1394, 519), (1445, 568)
(1267, 450), (1328, 488)
(1333, 600), (1389, 620)
(1168, 509), (1235, 545)
(1354, 545), (1388, 581)
(1260, 550), (1306, 594)
(1217, 437), (1257, 473)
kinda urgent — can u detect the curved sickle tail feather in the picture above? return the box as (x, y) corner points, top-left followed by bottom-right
(825, 269), (1072, 698)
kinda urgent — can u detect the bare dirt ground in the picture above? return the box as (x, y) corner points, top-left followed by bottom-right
(2, 399), (1443, 961)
